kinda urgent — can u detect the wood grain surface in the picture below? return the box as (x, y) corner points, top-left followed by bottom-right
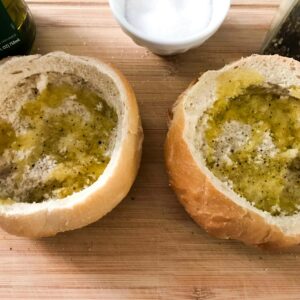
(1, 1), (300, 299)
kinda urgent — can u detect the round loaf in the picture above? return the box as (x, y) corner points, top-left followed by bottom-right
(0, 52), (143, 237)
(165, 55), (300, 249)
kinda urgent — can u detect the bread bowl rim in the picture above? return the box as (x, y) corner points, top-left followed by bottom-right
(165, 54), (300, 248)
(0, 51), (143, 238)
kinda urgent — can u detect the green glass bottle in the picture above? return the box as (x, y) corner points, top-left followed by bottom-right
(0, 0), (36, 59)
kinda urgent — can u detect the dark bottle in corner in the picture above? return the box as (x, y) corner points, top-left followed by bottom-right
(262, 0), (300, 60)
(0, 0), (36, 59)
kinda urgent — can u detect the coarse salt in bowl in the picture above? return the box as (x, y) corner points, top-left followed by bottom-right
(109, 0), (231, 56)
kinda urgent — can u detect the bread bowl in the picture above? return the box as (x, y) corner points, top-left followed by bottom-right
(165, 55), (300, 249)
(0, 52), (143, 237)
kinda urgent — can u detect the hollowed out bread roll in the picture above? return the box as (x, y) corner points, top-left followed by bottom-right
(0, 52), (143, 237)
(165, 55), (300, 249)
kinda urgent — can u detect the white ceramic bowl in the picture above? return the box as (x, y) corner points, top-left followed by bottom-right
(109, 0), (231, 56)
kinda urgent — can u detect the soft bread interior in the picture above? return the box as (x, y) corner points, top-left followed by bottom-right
(183, 55), (300, 236)
(0, 52), (126, 214)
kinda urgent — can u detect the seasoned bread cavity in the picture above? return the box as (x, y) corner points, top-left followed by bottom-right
(0, 52), (143, 237)
(165, 55), (300, 249)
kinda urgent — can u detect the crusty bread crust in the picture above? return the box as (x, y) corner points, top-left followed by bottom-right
(0, 52), (143, 237)
(165, 55), (300, 249)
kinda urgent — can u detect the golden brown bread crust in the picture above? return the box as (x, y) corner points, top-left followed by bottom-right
(165, 55), (300, 249)
(0, 52), (143, 238)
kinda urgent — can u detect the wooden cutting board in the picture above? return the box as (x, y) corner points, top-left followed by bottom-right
(2, 1), (300, 299)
